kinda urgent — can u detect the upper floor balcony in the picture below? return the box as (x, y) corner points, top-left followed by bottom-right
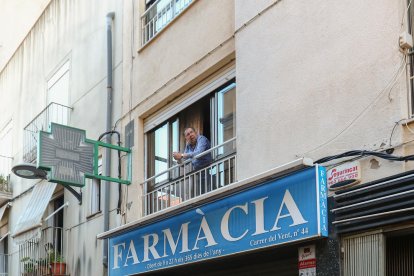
(141, 0), (193, 45)
(0, 156), (12, 204)
(23, 103), (72, 164)
(142, 137), (237, 216)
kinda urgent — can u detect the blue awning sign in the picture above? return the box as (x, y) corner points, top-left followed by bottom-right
(108, 166), (328, 275)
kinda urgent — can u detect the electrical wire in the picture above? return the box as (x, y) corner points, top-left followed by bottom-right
(389, 119), (405, 146)
(388, 55), (407, 101)
(404, 119), (414, 134)
(315, 149), (414, 164)
(388, 118), (414, 147)
(316, 136), (414, 169)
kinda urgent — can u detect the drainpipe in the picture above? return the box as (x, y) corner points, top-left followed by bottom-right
(103, 11), (115, 268)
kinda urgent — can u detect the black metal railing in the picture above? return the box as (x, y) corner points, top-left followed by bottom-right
(19, 226), (67, 276)
(142, 137), (237, 215)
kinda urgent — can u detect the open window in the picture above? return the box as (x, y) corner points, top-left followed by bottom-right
(145, 80), (236, 188)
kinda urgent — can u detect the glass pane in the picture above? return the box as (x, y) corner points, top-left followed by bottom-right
(154, 124), (169, 183)
(217, 82), (236, 155)
(156, 0), (173, 32)
(172, 119), (179, 153)
(171, 119), (180, 179)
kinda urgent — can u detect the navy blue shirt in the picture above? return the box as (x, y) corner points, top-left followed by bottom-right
(184, 135), (212, 170)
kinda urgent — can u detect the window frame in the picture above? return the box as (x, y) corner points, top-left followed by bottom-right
(146, 116), (180, 187)
(144, 79), (236, 188)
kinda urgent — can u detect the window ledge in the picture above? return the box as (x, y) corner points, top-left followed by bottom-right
(86, 210), (102, 220)
(403, 117), (414, 126)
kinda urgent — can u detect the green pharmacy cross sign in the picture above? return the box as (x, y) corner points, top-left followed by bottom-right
(37, 123), (131, 187)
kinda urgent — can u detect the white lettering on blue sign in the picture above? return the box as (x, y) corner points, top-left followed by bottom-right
(162, 222), (190, 256)
(319, 167), (328, 235)
(108, 167), (328, 275)
(112, 190), (308, 269)
(221, 204), (249, 241)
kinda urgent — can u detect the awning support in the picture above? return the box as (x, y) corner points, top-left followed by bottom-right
(63, 185), (82, 204)
(44, 202), (69, 222)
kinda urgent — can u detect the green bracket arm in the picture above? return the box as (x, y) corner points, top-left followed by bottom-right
(86, 139), (132, 185)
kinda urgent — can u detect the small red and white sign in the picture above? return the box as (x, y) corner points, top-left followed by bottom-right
(298, 245), (316, 276)
(327, 161), (361, 189)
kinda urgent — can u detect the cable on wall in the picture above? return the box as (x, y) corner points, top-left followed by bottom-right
(303, 54), (408, 156)
(315, 149), (414, 164)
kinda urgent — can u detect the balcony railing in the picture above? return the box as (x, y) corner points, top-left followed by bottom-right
(141, 0), (193, 45)
(19, 226), (67, 276)
(0, 253), (8, 276)
(0, 156), (12, 193)
(143, 137), (237, 215)
(23, 103), (72, 164)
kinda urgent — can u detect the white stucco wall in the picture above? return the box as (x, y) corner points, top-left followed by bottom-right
(129, 0), (235, 116)
(0, 0), (52, 71)
(235, 0), (408, 180)
(0, 0), (124, 275)
(120, 0), (236, 223)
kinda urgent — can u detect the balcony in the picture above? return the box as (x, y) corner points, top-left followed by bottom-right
(141, 0), (193, 45)
(23, 103), (72, 164)
(0, 156), (12, 205)
(143, 137), (237, 215)
(19, 226), (68, 276)
(0, 253), (8, 276)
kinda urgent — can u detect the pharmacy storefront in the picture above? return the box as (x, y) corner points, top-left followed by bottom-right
(101, 166), (331, 276)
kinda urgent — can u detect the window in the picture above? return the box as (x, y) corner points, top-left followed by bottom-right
(146, 80), (236, 187)
(214, 82), (236, 155)
(23, 61), (71, 164)
(47, 60), (70, 123)
(147, 118), (180, 183)
(0, 236), (8, 275)
(141, 0), (193, 45)
(88, 156), (102, 215)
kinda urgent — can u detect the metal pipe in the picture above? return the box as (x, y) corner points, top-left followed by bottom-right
(103, 11), (115, 268)
(98, 130), (122, 213)
(44, 202), (69, 222)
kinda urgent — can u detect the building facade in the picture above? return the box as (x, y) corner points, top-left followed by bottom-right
(0, 0), (414, 275)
